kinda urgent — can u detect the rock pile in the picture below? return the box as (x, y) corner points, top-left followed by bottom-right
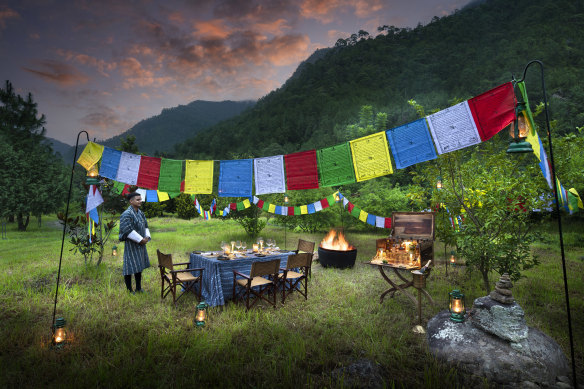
(489, 273), (515, 304)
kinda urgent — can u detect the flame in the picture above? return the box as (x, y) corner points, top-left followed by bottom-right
(320, 229), (355, 251)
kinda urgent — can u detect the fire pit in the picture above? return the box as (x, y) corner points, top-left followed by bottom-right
(318, 230), (357, 269)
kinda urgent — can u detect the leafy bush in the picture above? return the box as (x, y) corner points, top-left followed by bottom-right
(142, 202), (165, 218)
(175, 193), (197, 219)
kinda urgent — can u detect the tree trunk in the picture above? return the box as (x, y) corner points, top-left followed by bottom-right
(8, 215), (14, 223)
(17, 213), (30, 231)
(480, 258), (491, 293)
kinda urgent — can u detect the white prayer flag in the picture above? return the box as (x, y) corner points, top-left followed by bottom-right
(375, 216), (385, 228)
(115, 152), (141, 185)
(314, 201), (323, 213)
(254, 155), (285, 195)
(86, 185), (104, 213)
(426, 101), (481, 154)
(135, 188), (147, 202)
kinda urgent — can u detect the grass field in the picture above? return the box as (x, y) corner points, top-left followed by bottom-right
(0, 214), (582, 388)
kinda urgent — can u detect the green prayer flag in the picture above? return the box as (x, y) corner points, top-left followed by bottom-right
(351, 206), (361, 218)
(317, 143), (356, 187)
(236, 201), (245, 211)
(326, 194), (336, 205)
(262, 201), (270, 211)
(294, 206), (301, 215)
(568, 191), (580, 213)
(167, 192), (180, 199)
(158, 159), (183, 193)
(113, 181), (125, 194)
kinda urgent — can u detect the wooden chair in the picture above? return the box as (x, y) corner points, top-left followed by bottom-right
(232, 259), (281, 311)
(297, 239), (315, 277)
(279, 253), (312, 304)
(157, 249), (204, 305)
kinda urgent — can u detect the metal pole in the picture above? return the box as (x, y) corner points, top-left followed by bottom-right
(51, 131), (89, 332)
(517, 60), (576, 388)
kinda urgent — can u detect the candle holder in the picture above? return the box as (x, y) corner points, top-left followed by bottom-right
(449, 289), (466, 322)
(195, 302), (209, 327)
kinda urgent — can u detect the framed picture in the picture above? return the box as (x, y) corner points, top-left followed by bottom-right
(392, 212), (435, 240)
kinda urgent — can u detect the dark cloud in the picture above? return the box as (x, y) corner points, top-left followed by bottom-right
(22, 60), (90, 86)
(0, 6), (20, 30)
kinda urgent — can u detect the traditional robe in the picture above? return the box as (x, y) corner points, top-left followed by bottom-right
(119, 206), (151, 275)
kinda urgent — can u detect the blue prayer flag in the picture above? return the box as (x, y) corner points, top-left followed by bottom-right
(218, 159), (253, 197)
(275, 205), (282, 215)
(307, 203), (316, 214)
(386, 119), (437, 169)
(366, 214), (376, 226)
(146, 190), (158, 202)
(99, 147), (122, 179)
(88, 207), (99, 224)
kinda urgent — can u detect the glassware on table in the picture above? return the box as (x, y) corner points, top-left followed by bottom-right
(242, 241), (247, 252)
(221, 241), (227, 254)
(236, 240), (242, 253)
(258, 237), (264, 252)
(231, 240), (236, 253)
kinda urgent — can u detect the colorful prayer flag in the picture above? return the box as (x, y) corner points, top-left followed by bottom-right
(137, 156), (161, 190)
(254, 155), (285, 195)
(317, 143), (356, 187)
(99, 147), (122, 179)
(146, 190), (158, 202)
(350, 131), (393, 182)
(426, 101), (481, 154)
(468, 82), (516, 141)
(157, 191), (170, 202)
(386, 119), (437, 169)
(218, 159), (253, 197)
(158, 159), (183, 193)
(284, 150), (319, 190)
(116, 152), (141, 185)
(185, 160), (214, 194)
(77, 141), (104, 170)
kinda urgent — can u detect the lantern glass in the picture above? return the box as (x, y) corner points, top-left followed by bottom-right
(507, 106), (534, 154)
(449, 251), (456, 265)
(195, 302), (208, 327)
(284, 195), (289, 204)
(85, 164), (100, 185)
(436, 178), (442, 189)
(52, 317), (67, 347)
(449, 289), (466, 322)
(112, 245), (118, 256)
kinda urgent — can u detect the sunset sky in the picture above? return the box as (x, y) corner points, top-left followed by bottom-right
(1, 0), (470, 145)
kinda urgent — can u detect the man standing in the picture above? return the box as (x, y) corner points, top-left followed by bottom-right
(119, 191), (151, 293)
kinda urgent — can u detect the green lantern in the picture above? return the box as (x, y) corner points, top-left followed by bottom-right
(112, 245), (118, 257)
(449, 251), (456, 267)
(506, 102), (534, 154)
(52, 317), (67, 348)
(85, 164), (100, 185)
(449, 289), (466, 322)
(195, 302), (209, 327)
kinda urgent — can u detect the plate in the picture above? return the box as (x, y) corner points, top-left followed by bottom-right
(254, 254), (266, 257)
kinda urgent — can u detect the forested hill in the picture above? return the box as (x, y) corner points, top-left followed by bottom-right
(173, 0), (584, 161)
(100, 100), (255, 156)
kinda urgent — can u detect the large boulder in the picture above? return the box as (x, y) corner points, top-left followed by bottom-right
(427, 310), (571, 388)
(471, 296), (529, 347)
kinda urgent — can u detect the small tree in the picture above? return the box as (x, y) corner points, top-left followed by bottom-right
(175, 193), (197, 219)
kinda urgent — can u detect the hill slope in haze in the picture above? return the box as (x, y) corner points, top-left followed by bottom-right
(173, 0), (584, 161)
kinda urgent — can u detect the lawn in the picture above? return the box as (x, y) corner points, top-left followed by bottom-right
(0, 214), (582, 388)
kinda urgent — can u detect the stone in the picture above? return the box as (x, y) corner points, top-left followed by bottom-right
(495, 286), (513, 296)
(472, 296), (528, 343)
(427, 310), (570, 388)
(555, 382), (572, 389)
(489, 290), (515, 304)
(489, 273), (516, 305)
(497, 280), (513, 289)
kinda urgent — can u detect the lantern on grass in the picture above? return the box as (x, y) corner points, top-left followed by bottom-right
(52, 317), (67, 348)
(506, 102), (534, 154)
(284, 194), (289, 205)
(195, 302), (209, 327)
(449, 289), (466, 322)
(112, 245), (118, 256)
(449, 251), (456, 266)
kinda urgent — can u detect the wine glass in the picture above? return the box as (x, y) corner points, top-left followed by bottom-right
(231, 240), (236, 252)
(272, 238), (277, 250)
(236, 240), (242, 253)
(220, 241), (226, 254)
(242, 241), (247, 252)
(258, 237), (264, 251)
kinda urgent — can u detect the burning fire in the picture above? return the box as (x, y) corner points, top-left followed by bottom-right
(320, 229), (355, 251)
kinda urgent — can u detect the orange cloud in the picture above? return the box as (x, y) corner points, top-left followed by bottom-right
(119, 57), (172, 89)
(263, 34), (310, 66)
(23, 60), (90, 86)
(0, 6), (19, 29)
(300, 0), (342, 24)
(354, 0), (384, 18)
(194, 19), (232, 39)
(254, 18), (290, 36)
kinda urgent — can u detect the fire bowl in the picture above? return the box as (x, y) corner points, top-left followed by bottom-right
(318, 246), (358, 269)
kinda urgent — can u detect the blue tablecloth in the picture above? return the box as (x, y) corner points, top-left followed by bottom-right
(190, 251), (294, 307)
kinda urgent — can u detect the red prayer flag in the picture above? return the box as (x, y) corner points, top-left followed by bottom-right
(320, 198), (329, 209)
(468, 82), (516, 141)
(230, 203), (237, 210)
(284, 150), (319, 190)
(136, 156), (161, 189)
(347, 202), (354, 213)
(257, 199), (265, 209)
(288, 206), (295, 216)
(121, 184), (131, 196)
(180, 180), (185, 192)
(384, 218), (392, 229)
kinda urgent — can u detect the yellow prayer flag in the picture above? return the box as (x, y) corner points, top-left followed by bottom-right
(300, 205), (308, 215)
(350, 131), (393, 182)
(268, 203), (276, 213)
(525, 121), (541, 161)
(242, 199), (251, 208)
(359, 210), (368, 223)
(157, 191), (170, 202)
(77, 141), (104, 170)
(569, 188), (584, 209)
(184, 160), (214, 194)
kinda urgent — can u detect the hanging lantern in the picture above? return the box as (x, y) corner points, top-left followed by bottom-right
(284, 194), (289, 205)
(85, 164), (100, 185)
(112, 245), (118, 256)
(449, 289), (466, 322)
(449, 251), (456, 266)
(436, 177), (442, 189)
(506, 102), (534, 154)
(52, 317), (67, 348)
(195, 302), (209, 327)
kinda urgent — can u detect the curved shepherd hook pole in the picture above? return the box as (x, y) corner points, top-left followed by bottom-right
(516, 60), (576, 387)
(51, 130), (90, 336)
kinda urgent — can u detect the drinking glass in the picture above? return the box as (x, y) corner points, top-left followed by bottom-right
(231, 240), (236, 252)
(236, 240), (242, 252)
(220, 241), (226, 253)
(242, 241), (247, 252)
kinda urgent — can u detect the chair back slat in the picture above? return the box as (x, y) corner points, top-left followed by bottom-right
(297, 239), (315, 254)
(157, 249), (174, 270)
(286, 253), (311, 269)
(250, 258), (280, 278)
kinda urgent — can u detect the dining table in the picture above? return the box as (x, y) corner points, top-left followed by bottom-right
(189, 249), (295, 307)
